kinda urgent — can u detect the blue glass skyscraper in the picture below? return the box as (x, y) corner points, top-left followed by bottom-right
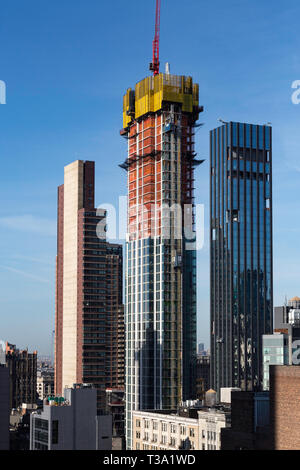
(210, 122), (273, 393)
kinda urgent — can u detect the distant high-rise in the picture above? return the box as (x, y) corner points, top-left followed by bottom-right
(6, 342), (37, 409)
(55, 160), (124, 411)
(210, 122), (273, 393)
(121, 73), (203, 448)
(262, 333), (289, 390)
(273, 296), (300, 366)
(196, 355), (210, 400)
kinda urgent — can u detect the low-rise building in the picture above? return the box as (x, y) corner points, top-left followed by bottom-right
(10, 403), (39, 450)
(0, 365), (10, 450)
(30, 383), (112, 450)
(132, 406), (230, 451)
(37, 371), (54, 400)
(106, 388), (125, 450)
(221, 391), (270, 450)
(220, 387), (241, 404)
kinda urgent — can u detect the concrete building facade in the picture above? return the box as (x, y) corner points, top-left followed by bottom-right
(30, 384), (112, 450)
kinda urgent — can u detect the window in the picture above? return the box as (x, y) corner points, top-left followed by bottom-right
(52, 420), (59, 445)
(232, 209), (239, 222)
(189, 428), (195, 438)
(180, 425), (186, 435)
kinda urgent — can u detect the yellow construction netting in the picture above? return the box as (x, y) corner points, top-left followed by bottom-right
(123, 73), (199, 129)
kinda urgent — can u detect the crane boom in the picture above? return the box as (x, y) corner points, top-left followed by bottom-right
(149, 0), (161, 76)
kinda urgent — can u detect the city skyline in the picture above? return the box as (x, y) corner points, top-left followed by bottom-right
(1, 0), (300, 355)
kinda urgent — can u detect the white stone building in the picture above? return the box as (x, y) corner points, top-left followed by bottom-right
(132, 407), (230, 451)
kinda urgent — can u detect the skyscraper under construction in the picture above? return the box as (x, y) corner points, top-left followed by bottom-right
(121, 71), (203, 448)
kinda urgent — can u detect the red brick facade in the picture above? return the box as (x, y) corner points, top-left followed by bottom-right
(270, 365), (300, 450)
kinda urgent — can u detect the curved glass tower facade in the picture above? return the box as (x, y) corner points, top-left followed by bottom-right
(210, 122), (273, 394)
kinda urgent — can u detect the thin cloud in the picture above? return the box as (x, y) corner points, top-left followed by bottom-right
(0, 215), (56, 237)
(0, 265), (50, 284)
(10, 254), (54, 266)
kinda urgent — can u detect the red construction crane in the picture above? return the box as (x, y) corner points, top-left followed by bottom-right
(149, 0), (161, 76)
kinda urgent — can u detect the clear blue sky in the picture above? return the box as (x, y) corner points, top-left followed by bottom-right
(0, 0), (300, 355)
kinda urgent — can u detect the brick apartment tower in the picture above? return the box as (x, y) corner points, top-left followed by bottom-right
(121, 73), (203, 448)
(55, 160), (124, 411)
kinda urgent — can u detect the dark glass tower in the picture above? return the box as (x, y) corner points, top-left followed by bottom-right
(210, 122), (273, 393)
